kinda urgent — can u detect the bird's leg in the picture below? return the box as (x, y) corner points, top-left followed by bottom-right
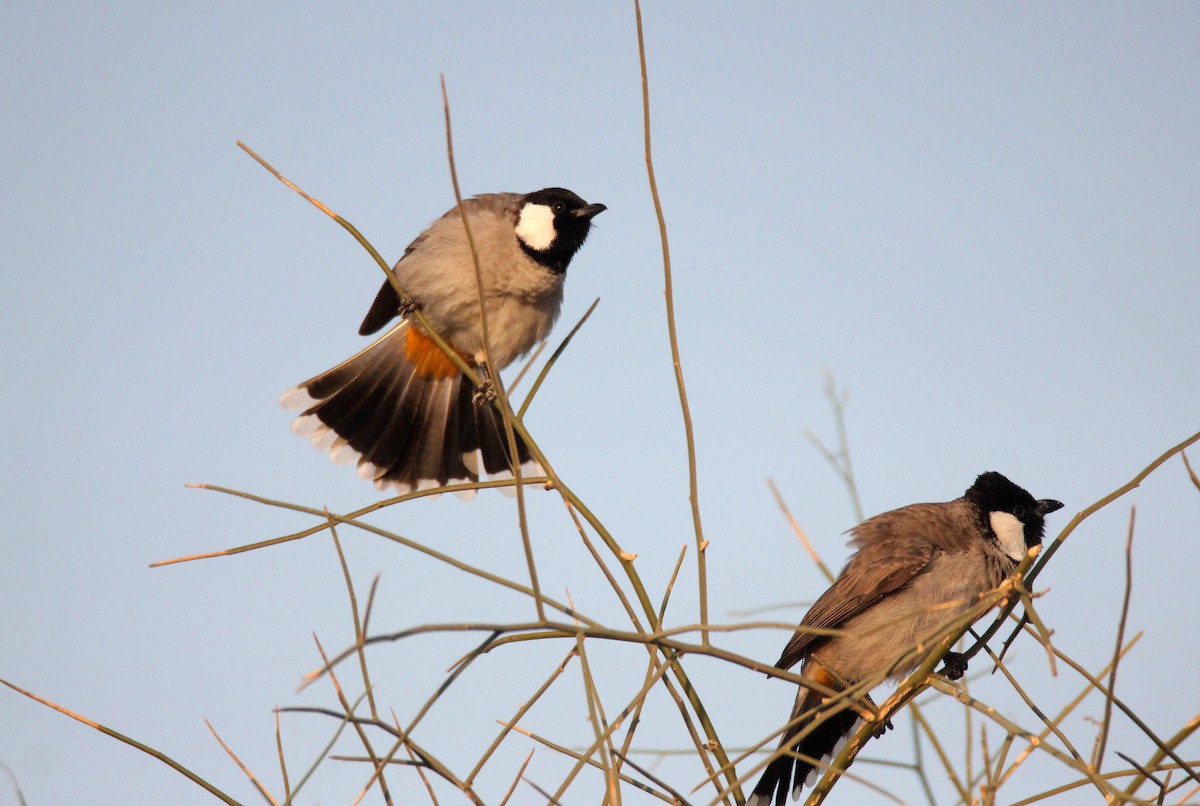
(852, 693), (893, 738)
(939, 651), (969, 681)
(472, 363), (496, 406)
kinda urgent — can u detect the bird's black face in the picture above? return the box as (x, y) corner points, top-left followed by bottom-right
(514, 187), (606, 274)
(966, 471), (1064, 561)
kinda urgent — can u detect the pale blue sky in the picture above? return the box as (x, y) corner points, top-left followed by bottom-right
(2, 3), (1198, 804)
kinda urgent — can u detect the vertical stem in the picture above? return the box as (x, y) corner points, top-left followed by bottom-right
(1093, 506), (1135, 771)
(827, 373), (864, 522)
(440, 76), (545, 622)
(633, 0), (710, 644)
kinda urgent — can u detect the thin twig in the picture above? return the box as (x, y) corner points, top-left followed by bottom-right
(280, 694), (361, 799)
(560, 497), (645, 632)
(0, 760), (27, 806)
(440, 76), (545, 622)
(518, 298), (601, 418)
(162, 484), (587, 634)
(910, 704), (969, 802)
(311, 634), (393, 804)
(1049, 643), (1200, 787)
(205, 719), (279, 805)
(805, 370), (864, 522)
(326, 512), (380, 720)
(292, 707), (484, 804)
(658, 544), (689, 626)
(0, 678), (239, 804)
(549, 658), (674, 803)
(767, 478), (835, 584)
(1182, 451), (1200, 492)
(634, 0), (711, 646)
(501, 723), (677, 803)
(906, 705), (941, 806)
(1123, 712), (1200, 797)
(466, 650), (576, 786)
(988, 648), (1114, 799)
(404, 743), (439, 805)
(574, 632), (620, 803)
(994, 632), (1143, 790)
(1094, 507), (1136, 772)
(498, 749), (537, 806)
(314, 619), (841, 689)
(611, 748), (693, 805)
(235, 141), (484, 391)
(615, 652), (668, 789)
(274, 708), (291, 805)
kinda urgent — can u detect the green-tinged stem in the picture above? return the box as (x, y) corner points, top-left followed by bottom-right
(633, 0), (711, 647)
(1, 678), (240, 804)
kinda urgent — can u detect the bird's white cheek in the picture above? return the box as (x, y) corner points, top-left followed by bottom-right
(515, 203), (557, 251)
(990, 511), (1027, 561)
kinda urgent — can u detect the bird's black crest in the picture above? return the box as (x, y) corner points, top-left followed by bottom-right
(964, 471), (1039, 514)
(523, 187), (588, 209)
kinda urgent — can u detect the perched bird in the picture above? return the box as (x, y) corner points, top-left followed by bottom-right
(749, 472), (1063, 806)
(281, 188), (605, 493)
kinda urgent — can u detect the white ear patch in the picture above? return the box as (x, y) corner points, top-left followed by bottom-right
(990, 511), (1027, 561)
(515, 203), (556, 251)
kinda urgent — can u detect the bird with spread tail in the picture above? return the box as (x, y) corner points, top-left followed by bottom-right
(281, 188), (605, 494)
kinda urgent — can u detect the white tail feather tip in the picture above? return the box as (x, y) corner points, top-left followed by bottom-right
(330, 441), (361, 466)
(279, 386), (318, 411)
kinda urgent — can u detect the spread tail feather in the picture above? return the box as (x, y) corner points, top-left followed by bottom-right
(282, 322), (537, 493)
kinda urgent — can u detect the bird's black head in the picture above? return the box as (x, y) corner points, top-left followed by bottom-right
(514, 187), (606, 274)
(965, 471), (1064, 561)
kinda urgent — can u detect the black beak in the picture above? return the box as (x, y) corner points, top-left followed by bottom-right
(572, 202), (607, 219)
(1036, 499), (1064, 516)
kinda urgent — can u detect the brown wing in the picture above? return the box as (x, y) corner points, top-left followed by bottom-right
(774, 537), (935, 670)
(358, 229), (434, 336)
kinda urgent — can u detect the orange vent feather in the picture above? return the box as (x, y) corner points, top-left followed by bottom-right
(404, 325), (470, 379)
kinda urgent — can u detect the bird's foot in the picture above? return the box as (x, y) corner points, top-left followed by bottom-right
(940, 651), (969, 681)
(872, 718), (894, 739)
(397, 295), (423, 318)
(472, 381), (496, 406)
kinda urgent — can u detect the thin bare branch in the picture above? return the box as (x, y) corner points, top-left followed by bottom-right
(205, 719), (279, 805)
(634, 0), (711, 648)
(498, 749), (536, 806)
(311, 634), (393, 804)
(0, 678), (239, 804)
(1094, 507), (1136, 771)
(805, 370), (864, 522)
(518, 298), (601, 418)
(467, 650), (576, 786)
(274, 708), (291, 804)
(611, 748), (693, 805)
(440, 75), (545, 623)
(767, 478), (835, 583)
(501, 722), (677, 803)
(1182, 451), (1200, 492)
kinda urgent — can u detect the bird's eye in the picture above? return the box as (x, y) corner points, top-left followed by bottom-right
(1013, 505), (1026, 518)
(552, 202), (566, 214)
